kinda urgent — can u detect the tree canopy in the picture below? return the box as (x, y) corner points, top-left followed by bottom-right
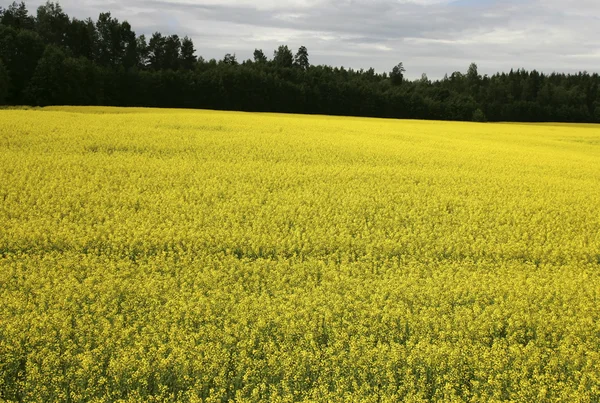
(1, 1), (599, 123)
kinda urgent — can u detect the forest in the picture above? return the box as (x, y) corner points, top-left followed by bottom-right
(1, 1), (599, 123)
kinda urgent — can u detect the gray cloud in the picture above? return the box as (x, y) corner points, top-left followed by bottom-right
(13, 0), (600, 78)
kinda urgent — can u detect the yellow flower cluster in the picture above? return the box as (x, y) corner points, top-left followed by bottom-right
(1, 107), (599, 402)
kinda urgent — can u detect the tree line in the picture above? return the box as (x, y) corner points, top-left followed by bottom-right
(1, 1), (599, 123)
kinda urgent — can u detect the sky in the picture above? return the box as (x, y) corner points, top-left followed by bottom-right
(10, 0), (600, 79)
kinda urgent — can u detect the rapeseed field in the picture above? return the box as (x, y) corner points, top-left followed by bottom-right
(1, 107), (600, 402)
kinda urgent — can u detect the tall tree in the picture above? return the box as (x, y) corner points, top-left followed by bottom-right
(61, 56), (99, 105)
(467, 62), (479, 82)
(65, 18), (98, 60)
(0, 1), (35, 30)
(273, 45), (293, 68)
(466, 62), (480, 94)
(36, 2), (69, 47)
(253, 49), (267, 64)
(294, 46), (309, 70)
(136, 34), (149, 68)
(222, 53), (237, 65)
(0, 25), (45, 102)
(120, 21), (137, 69)
(96, 12), (123, 66)
(180, 36), (196, 70)
(163, 35), (181, 70)
(147, 32), (166, 70)
(24, 44), (66, 105)
(390, 62), (405, 85)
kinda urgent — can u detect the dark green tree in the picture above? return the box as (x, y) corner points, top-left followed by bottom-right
(36, 2), (69, 46)
(120, 21), (138, 69)
(24, 44), (66, 105)
(0, 1), (35, 30)
(222, 53), (237, 65)
(163, 35), (181, 70)
(148, 32), (166, 70)
(273, 45), (293, 68)
(467, 63), (479, 82)
(60, 56), (99, 104)
(0, 57), (9, 104)
(594, 105), (600, 122)
(96, 12), (124, 66)
(26, 45), (99, 106)
(472, 108), (487, 122)
(65, 18), (98, 60)
(136, 34), (149, 68)
(0, 25), (45, 102)
(180, 36), (196, 70)
(390, 62), (405, 85)
(467, 62), (480, 95)
(253, 49), (267, 64)
(418, 73), (430, 85)
(294, 46), (309, 70)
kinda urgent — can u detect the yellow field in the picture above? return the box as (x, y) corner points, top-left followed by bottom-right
(1, 107), (600, 402)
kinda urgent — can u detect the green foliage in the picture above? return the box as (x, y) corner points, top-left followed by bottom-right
(0, 58), (8, 103)
(222, 53), (237, 66)
(24, 44), (99, 106)
(0, 1), (35, 30)
(472, 108), (487, 122)
(136, 34), (149, 68)
(294, 46), (309, 70)
(163, 34), (181, 70)
(64, 17), (98, 61)
(273, 45), (293, 68)
(24, 44), (66, 105)
(253, 48), (267, 64)
(96, 12), (119, 66)
(390, 62), (405, 86)
(180, 36), (196, 70)
(467, 62), (479, 82)
(121, 21), (138, 70)
(0, 24), (45, 103)
(35, 1), (69, 46)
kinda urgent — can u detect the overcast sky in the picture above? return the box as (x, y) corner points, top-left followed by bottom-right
(12, 0), (600, 78)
